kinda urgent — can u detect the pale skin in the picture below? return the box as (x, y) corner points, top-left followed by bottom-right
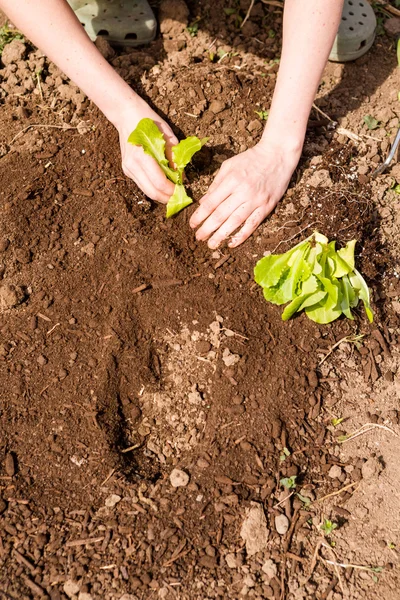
(0, 0), (344, 247)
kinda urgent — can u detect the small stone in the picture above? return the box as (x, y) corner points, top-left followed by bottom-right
(308, 169), (332, 188)
(384, 17), (400, 37)
(1, 40), (27, 65)
(198, 555), (217, 569)
(222, 348), (240, 367)
(4, 453), (15, 477)
(392, 301), (400, 314)
(262, 559), (277, 581)
(243, 574), (255, 588)
(0, 239), (10, 252)
(209, 100), (226, 114)
(63, 580), (80, 598)
(196, 340), (212, 354)
(170, 468), (190, 488)
(361, 457), (382, 480)
(105, 494), (121, 507)
(58, 368), (68, 379)
(225, 552), (237, 568)
(197, 458), (210, 469)
(247, 119), (262, 133)
(14, 248), (32, 264)
(328, 465), (343, 479)
(0, 283), (25, 310)
(78, 594), (94, 600)
(275, 514), (289, 535)
(240, 502), (269, 556)
(37, 354), (48, 366)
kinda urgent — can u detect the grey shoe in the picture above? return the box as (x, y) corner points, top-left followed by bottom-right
(329, 0), (376, 62)
(68, 0), (157, 46)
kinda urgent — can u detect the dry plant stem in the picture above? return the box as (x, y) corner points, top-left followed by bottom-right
(241, 0), (255, 28)
(272, 222), (322, 253)
(315, 481), (358, 503)
(321, 543), (345, 594)
(312, 102), (334, 123)
(324, 558), (383, 572)
(9, 123), (80, 145)
(260, 0), (284, 7)
(340, 422), (399, 444)
(318, 334), (364, 366)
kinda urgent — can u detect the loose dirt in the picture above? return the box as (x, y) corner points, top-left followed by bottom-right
(1, 1), (400, 599)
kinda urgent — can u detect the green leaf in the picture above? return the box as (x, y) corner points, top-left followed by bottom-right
(280, 476), (297, 490)
(363, 114), (379, 130)
(349, 269), (374, 322)
(254, 238), (310, 289)
(338, 239), (356, 270)
(305, 288), (342, 324)
(128, 118), (177, 182)
(340, 275), (357, 320)
(172, 136), (208, 178)
(296, 493), (311, 507)
(166, 184), (193, 218)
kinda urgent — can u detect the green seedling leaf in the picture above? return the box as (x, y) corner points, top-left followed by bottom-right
(320, 519), (338, 536)
(296, 493), (311, 507)
(255, 109), (269, 121)
(280, 476), (297, 490)
(349, 269), (374, 322)
(279, 447), (291, 462)
(224, 7), (237, 15)
(331, 417), (344, 427)
(129, 118), (207, 218)
(166, 184), (193, 218)
(128, 118), (178, 182)
(172, 136), (208, 177)
(363, 114), (379, 130)
(394, 183), (400, 194)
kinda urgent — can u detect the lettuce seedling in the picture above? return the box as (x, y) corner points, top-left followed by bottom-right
(128, 118), (208, 218)
(254, 231), (373, 324)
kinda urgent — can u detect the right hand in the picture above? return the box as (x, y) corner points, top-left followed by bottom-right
(117, 101), (178, 204)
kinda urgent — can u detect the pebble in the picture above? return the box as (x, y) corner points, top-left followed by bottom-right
(0, 239), (10, 252)
(262, 559), (277, 580)
(240, 503), (269, 556)
(328, 465), (343, 479)
(37, 354), (48, 366)
(275, 514), (289, 535)
(105, 494), (121, 507)
(196, 340), (211, 354)
(4, 453), (15, 476)
(209, 100), (226, 114)
(225, 552), (237, 568)
(199, 555), (217, 569)
(197, 458), (210, 469)
(170, 468), (190, 488)
(0, 283), (24, 310)
(64, 580), (80, 598)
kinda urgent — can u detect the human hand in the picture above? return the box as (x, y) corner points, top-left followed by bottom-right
(117, 101), (178, 204)
(189, 140), (301, 248)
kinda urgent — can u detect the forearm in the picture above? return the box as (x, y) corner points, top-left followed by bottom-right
(0, 0), (143, 127)
(262, 0), (344, 152)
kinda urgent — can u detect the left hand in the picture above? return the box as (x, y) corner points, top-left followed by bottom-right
(189, 140), (301, 249)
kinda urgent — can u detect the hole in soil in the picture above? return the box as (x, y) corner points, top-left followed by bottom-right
(98, 29), (109, 36)
(125, 32), (138, 39)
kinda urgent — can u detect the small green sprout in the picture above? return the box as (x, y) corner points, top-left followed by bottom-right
(187, 19), (200, 36)
(296, 493), (311, 507)
(279, 447), (291, 462)
(320, 519), (338, 536)
(255, 109), (269, 121)
(363, 114), (379, 130)
(388, 542), (396, 549)
(331, 417), (344, 428)
(268, 29), (276, 38)
(280, 476), (297, 490)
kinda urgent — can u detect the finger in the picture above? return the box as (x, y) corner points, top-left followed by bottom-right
(189, 177), (234, 229)
(195, 195), (244, 241)
(205, 165), (225, 197)
(124, 154), (175, 202)
(228, 204), (272, 247)
(207, 201), (254, 249)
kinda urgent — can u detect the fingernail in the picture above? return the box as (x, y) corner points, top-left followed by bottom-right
(208, 240), (218, 249)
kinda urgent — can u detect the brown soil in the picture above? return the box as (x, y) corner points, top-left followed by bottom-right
(1, 2), (400, 599)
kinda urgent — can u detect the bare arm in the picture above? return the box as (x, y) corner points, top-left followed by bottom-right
(190, 0), (344, 248)
(0, 0), (177, 202)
